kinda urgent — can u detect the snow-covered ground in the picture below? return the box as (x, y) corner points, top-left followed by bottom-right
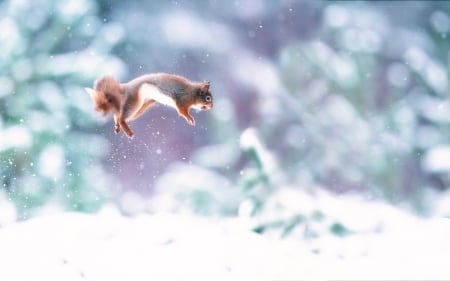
(1, 192), (450, 281)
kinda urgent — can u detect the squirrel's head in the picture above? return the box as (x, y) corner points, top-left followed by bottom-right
(195, 81), (213, 110)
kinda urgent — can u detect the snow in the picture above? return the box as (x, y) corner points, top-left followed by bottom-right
(240, 127), (278, 174)
(0, 125), (32, 150)
(38, 144), (65, 180)
(1, 197), (450, 281)
(422, 145), (450, 173)
(0, 193), (17, 225)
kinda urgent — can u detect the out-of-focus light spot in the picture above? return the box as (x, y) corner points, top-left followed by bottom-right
(325, 5), (349, 28)
(404, 47), (429, 72)
(388, 63), (410, 88)
(331, 55), (357, 88)
(0, 17), (23, 59)
(38, 82), (64, 111)
(410, 92), (450, 123)
(285, 125), (306, 149)
(234, 0), (265, 20)
(38, 145), (65, 181)
(324, 95), (357, 126)
(102, 23), (125, 45)
(416, 125), (441, 149)
(342, 28), (359, 51)
(313, 41), (332, 61)
(343, 28), (381, 53)
(79, 16), (100, 36)
(360, 29), (381, 53)
(0, 126), (32, 151)
(231, 52), (281, 98)
(425, 62), (448, 94)
(422, 146), (450, 173)
(57, 0), (93, 23)
(11, 59), (33, 82)
(430, 10), (450, 34)
(311, 41), (357, 88)
(0, 77), (14, 98)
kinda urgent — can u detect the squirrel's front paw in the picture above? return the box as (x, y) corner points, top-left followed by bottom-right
(187, 118), (195, 126)
(114, 124), (121, 134)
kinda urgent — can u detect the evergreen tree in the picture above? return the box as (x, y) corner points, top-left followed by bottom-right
(0, 0), (125, 219)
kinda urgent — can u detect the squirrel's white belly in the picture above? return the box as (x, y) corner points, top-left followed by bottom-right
(139, 83), (176, 108)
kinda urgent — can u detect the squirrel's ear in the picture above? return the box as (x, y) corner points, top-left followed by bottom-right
(199, 81), (210, 92)
(85, 88), (98, 101)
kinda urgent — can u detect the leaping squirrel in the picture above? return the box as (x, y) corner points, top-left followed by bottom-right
(85, 73), (213, 138)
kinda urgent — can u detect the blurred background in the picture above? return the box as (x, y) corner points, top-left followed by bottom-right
(1, 0), (450, 233)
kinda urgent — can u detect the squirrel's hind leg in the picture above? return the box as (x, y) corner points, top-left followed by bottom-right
(115, 113), (134, 138)
(120, 119), (134, 138)
(128, 100), (155, 121)
(114, 114), (121, 134)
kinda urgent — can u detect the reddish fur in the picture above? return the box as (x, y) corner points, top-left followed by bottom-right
(86, 73), (213, 138)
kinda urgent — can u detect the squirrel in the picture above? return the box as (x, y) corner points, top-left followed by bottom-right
(85, 73), (213, 138)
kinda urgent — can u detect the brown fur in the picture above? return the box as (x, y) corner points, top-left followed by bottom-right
(85, 73), (213, 138)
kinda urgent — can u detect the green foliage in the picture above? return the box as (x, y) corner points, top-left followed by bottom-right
(2, 0), (448, 241)
(166, 1), (450, 238)
(0, 0), (125, 219)
(329, 222), (350, 237)
(271, 2), (450, 205)
(251, 210), (351, 239)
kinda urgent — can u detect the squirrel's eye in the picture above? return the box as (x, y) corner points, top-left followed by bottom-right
(205, 96), (211, 102)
